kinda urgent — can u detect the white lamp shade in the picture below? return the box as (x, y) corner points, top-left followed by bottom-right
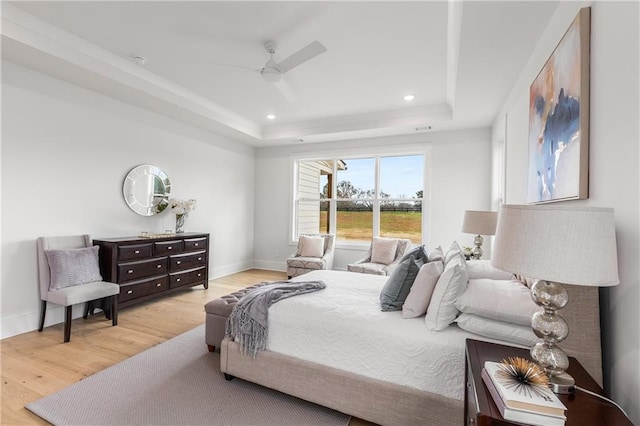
(491, 204), (619, 287)
(461, 210), (498, 235)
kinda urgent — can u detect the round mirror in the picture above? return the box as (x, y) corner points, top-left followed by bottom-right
(123, 165), (171, 216)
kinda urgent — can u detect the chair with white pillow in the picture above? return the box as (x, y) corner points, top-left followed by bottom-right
(347, 237), (412, 276)
(286, 234), (335, 278)
(36, 234), (120, 342)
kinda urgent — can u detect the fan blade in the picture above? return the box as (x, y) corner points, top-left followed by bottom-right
(277, 41), (327, 74)
(273, 79), (297, 102)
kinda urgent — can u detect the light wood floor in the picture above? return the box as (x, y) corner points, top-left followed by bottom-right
(1, 269), (373, 426)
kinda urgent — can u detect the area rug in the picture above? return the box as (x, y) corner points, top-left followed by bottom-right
(26, 324), (350, 425)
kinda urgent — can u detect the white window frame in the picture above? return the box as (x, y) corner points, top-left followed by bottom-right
(290, 146), (432, 249)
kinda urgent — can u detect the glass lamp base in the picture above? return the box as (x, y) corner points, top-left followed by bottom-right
(549, 371), (575, 394)
(472, 234), (484, 260)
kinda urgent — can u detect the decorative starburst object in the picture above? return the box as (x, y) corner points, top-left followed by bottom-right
(495, 357), (551, 398)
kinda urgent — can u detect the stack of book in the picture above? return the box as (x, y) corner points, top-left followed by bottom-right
(482, 361), (567, 425)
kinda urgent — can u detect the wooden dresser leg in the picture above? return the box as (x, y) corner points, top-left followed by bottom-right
(207, 345), (215, 352)
(224, 373), (235, 381)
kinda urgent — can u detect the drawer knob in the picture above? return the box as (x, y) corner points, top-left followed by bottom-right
(198, 273), (202, 277)
(127, 290), (133, 294)
(134, 250), (140, 254)
(177, 278), (181, 282)
(168, 246), (172, 250)
(128, 269), (134, 274)
(177, 261), (182, 265)
(156, 283), (162, 287)
(157, 264), (162, 268)
(194, 243), (199, 247)
(198, 257), (202, 261)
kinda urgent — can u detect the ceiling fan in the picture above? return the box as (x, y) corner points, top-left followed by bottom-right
(244, 40), (327, 102)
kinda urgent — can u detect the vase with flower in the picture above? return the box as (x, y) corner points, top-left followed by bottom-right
(169, 198), (197, 233)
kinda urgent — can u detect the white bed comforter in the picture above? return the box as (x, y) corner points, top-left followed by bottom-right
(267, 270), (478, 400)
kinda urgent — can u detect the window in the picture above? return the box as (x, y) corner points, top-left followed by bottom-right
(294, 154), (424, 244)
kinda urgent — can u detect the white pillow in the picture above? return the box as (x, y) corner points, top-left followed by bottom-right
(402, 260), (444, 319)
(467, 260), (515, 280)
(425, 253), (468, 331)
(371, 237), (398, 265)
(428, 245), (444, 262)
(455, 313), (539, 347)
(444, 241), (462, 265)
(299, 235), (324, 258)
(454, 279), (539, 326)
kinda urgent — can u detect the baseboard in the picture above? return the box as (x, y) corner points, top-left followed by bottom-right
(252, 259), (286, 272)
(1, 304), (88, 340)
(210, 260), (257, 279)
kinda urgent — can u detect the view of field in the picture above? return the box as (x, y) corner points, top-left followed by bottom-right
(320, 211), (421, 243)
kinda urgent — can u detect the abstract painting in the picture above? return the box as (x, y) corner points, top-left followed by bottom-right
(527, 8), (590, 203)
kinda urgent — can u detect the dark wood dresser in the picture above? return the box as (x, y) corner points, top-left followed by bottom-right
(93, 233), (209, 309)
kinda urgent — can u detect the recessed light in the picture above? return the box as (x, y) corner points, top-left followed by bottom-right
(266, 114), (276, 120)
(403, 94), (415, 102)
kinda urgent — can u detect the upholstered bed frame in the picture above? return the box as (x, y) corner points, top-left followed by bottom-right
(219, 284), (602, 425)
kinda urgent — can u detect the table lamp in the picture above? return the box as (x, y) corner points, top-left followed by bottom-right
(461, 210), (498, 259)
(491, 204), (619, 394)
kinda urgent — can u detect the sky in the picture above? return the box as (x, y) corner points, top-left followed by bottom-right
(335, 155), (423, 199)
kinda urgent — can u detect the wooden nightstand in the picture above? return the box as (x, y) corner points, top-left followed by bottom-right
(464, 339), (632, 426)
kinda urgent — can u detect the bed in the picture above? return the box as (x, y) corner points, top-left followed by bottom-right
(219, 266), (602, 425)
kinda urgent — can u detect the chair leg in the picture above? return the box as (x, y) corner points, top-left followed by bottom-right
(111, 295), (118, 327)
(83, 302), (90, 319)
(38, 300), (47, 332)
(64, 306), (72, 343)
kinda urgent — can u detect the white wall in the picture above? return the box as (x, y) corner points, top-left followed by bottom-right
(492, 2), (639, 422)
(253, 128), (493, 271)
(1, 61), (256, 338)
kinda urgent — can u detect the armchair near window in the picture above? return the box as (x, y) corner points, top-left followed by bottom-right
(287, 234), (335, 278)
(36, 234), (120, 342)
(347, 237), (412, 276)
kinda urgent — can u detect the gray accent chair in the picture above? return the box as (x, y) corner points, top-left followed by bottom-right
(286, 234), (335, 279)
(36, 235), (120, 342)
(347, 238), (412, 276)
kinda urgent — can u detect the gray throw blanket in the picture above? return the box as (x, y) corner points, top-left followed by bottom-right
(225, 280), (326, 358)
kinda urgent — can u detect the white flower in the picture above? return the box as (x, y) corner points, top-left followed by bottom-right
(169, 198), (197, 215)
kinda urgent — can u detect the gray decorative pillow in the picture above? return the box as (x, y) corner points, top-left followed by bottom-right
(45, 246), (103, 290)
(379, 255), (423, 311)
(400, 245), (428, 263)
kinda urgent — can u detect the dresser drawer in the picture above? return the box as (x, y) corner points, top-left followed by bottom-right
(118, 257), (168, 283)
(184, 237), (207, 252)
(170, 251), (206, 271)
(119, 276), (169, 302)
(154, 240), (183, 256)
(146, 275), (170, 296)
(118, 243), (153, 261)
(169, 267), (206, 289)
